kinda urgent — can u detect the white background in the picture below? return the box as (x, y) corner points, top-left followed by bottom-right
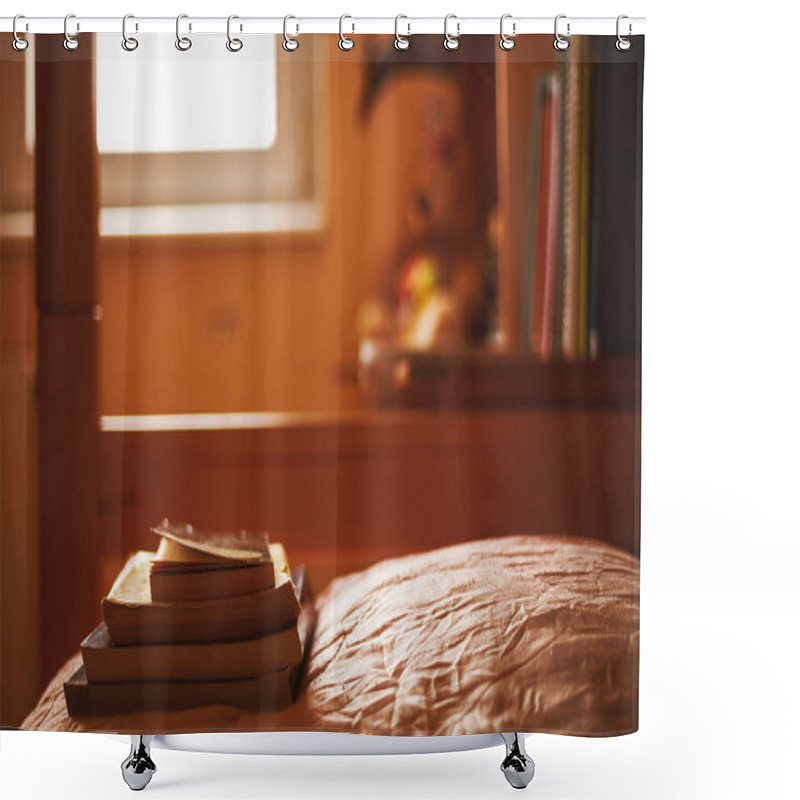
(2, 1), (799, 798)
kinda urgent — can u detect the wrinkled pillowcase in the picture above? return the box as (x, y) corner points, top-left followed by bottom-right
(301, 534), (639, 736)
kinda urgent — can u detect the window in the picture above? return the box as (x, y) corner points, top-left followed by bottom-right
(96, 35), (278, 154)
(92, 34), (325, 236)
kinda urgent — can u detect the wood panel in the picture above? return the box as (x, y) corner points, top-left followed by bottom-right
(97, 43), (366, 418)
(98, 409), (640, 595)
(96, 39), (500, 418)
(0, 241), (39, 724)
(1, 38), (40, 727)
(354, 349), (639, 409)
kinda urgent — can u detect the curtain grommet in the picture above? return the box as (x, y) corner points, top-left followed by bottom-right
(499, 14), (516, 51)
(339, 14), (355, 51)
(283, 15), (299, 52)
(226, 15), (243, 52)
(12, 15), (29, 51)
(63, 13), (80, 51)
(443, 14), (460, 51)
(394, 15), (410, 50)
(121, 14), (139, 52)
(616, 15), (632, 51)
(175, 14), (192, 51)
(554, 14), (570, 51)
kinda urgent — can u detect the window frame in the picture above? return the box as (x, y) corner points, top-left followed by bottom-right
(97, 39), (327, 238)
(13, 36), (328, 239)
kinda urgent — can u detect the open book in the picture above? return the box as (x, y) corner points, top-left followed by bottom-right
(149, 520), (276, 602)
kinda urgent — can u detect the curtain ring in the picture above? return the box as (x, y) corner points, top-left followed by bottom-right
(121, 14), (139, 52)
(553, 14), (570, 51)
(63, 13), (79, 51)
(175, 14), (192, 51)
(499, 14), (516, 51)
(616, 14), (632, 51)
(283, 15), (299, 51)
(394, 15), (410, 51)
(443, 14), (460, 51)
(339, 14), (355, 51)
(12, 15), (29, 51)
(226, 15), (243, 52)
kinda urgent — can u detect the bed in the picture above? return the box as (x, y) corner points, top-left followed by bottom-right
(22, 534), (639, 789)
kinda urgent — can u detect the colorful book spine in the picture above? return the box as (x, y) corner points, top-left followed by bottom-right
(522, 76), (548, 350)
(539, 74), (561, 360)
(525, 50), (606, 362)
(578, 59), (593, 360)
(561, 52), (581, 361)
(587, 47), (604, 360)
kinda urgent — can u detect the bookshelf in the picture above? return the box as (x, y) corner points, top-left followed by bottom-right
(353, 347), (639, 410)
(354, 36), (642, 412)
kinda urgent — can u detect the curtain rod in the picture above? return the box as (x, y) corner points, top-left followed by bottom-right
(0, 16), (645, 37)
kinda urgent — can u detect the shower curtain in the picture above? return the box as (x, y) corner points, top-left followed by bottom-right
(0, 25), (643, 737)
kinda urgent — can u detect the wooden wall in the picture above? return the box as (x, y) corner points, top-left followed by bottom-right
(0, 39), (40, 727)
(2, 37), (640, 723)
(98, 409), (640, 598)
(99, 44), (365, 417)
(97, 37), (499, 417)
(0, 236), (40, 726)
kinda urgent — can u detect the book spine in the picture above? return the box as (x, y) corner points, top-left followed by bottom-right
(588, 49), (604, 360)
(64, 667), (294, 716)
(102, 581), (301, 646)
(578, 58), (593, 361)
(82, 627), (304, 684)
(561, 53), (581, 361)
(590, 57), (641, 355)
(522, 76), (547, 351)
(540, 74), (561, 361)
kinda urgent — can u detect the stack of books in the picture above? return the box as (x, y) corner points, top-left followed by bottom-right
(64, 520), (313, 716)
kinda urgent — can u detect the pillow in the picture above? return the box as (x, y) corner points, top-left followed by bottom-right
(302, 534), (639, 736)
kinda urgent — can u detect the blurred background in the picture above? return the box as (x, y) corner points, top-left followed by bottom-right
(3, 2), (800, 799)
(1, 30), (640, 726)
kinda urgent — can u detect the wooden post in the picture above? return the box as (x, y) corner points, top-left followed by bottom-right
(34, 34), (101, 686)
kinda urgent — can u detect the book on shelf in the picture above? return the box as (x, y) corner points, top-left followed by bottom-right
(589, 45), (641, 357)
(530, 72), (561, 359)
(521, 75), (546, 347)
(519, 38), (638, 362)
(560, 49), (582, 361)
(577, 58), (593, 361)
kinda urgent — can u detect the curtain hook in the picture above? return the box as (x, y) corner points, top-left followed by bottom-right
(394, 15), (410, 51)
(443, 14), (460, 51)
(616, 14), (632, 51)
(339, 14), (355, 51)
(63, 13), (79, 51)
(175, 14), (192, 51)
(283, 15), (299, 52)
(499, 14), (516, 51)
(12, 14), (29, 51)
(226, 14), (243, 52)
(121, 14), (139, 52)
(554, 14), (570, 51)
